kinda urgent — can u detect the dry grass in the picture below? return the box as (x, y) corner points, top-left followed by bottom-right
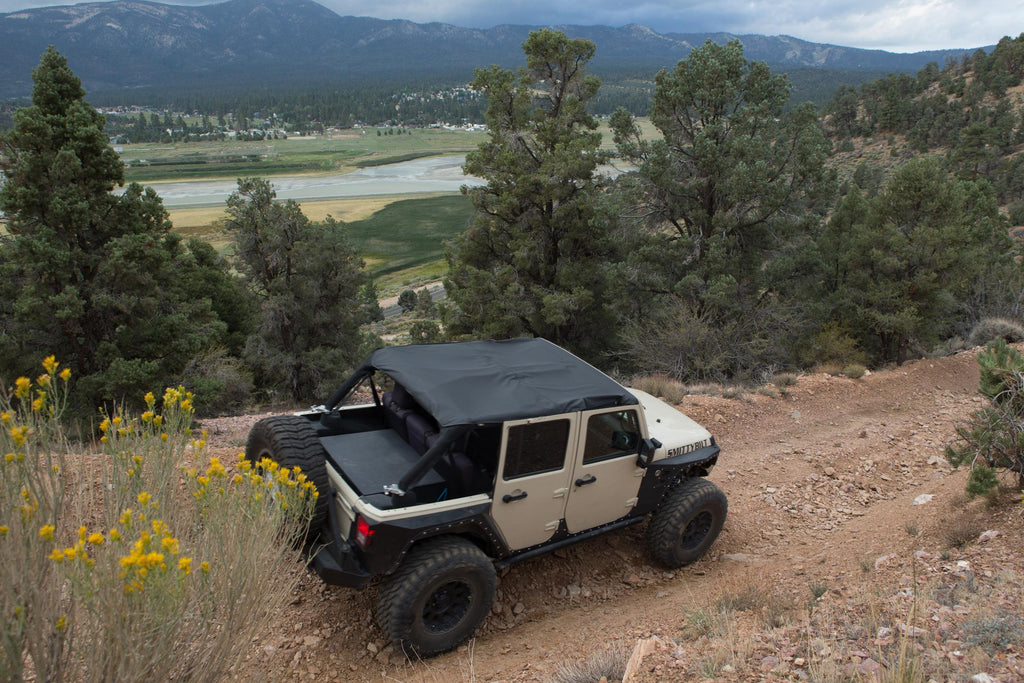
(1, 362), (316, 682)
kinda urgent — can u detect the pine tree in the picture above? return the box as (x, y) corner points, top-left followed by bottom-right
(225, 177), (367, 401)
(444, 29), (618, 362)
(0, 48), (228, 406)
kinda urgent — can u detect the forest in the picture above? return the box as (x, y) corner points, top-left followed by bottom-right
(1, 33), (1023, 415)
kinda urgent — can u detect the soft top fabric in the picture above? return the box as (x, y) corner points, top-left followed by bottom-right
(366, 338), (637, 428)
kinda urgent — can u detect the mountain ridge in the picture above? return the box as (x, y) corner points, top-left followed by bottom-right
(0, 0), (990, 99)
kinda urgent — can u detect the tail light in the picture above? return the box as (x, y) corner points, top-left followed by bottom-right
(354, 515), (375, 548)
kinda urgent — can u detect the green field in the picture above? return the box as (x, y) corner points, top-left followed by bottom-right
(345, 194), (474, 278)
(119, 128), (486, 183)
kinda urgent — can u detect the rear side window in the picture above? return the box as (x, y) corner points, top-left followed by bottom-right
(503, 420), (570, 479)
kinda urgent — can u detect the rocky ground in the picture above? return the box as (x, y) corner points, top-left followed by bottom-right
(200, 348), (1023, 682)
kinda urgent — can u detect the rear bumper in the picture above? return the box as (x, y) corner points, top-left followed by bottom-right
(309, 540), (372, 588)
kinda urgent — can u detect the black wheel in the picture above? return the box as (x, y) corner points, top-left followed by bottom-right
(646, 478), (727, 568)
(377, 536), (496, 657)
(245, 415), (330, 541)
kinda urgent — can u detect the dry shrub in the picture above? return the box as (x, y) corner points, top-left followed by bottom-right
(0, 358), (316, 682)
(551, 642), (629, 683)
(967, 317), (1024, 348)
(628, 374), (688, 405)
(941, 513), (985, 549)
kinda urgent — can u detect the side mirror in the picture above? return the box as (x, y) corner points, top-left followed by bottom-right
(636, 437), (662, 468)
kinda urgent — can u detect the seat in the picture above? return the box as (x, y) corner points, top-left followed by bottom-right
(382, 385), (415, 440)
(405, 413), (437, 455)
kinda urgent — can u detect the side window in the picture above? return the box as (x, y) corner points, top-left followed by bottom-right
(583, 409), (641, 464)
(503, 420), (570, 479)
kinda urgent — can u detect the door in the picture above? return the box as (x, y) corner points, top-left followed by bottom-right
(564, 407), (645, 533)
(491, 414), (578, 550)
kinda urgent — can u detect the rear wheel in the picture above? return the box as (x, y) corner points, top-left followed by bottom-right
(646, 478), (727, 568)
(377, 536), (496, 657)
(245, 415), (330, 542)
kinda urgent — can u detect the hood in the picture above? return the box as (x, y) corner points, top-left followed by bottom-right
(628, 389), (713, 462)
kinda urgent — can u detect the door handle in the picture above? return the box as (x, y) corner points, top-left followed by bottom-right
(502, 490), (528, 503)
(574, 474), (597, 487)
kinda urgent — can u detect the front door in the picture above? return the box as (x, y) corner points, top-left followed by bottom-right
(491, 414), (578, 550)
(564, 407), (645, 533)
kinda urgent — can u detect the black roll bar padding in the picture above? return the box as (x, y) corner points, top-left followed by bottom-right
(324, 361), (375, 411)
(395, 424), (471, 495)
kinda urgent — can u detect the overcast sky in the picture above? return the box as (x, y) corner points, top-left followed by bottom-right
(0, 0), (1018, 53)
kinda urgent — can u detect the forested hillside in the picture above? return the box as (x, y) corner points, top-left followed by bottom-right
(2, 33), (1024, 414)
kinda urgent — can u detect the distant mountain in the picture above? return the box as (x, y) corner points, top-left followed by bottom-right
(0, 0), (988, 99)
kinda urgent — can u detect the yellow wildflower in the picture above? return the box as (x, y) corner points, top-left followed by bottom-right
(144, 391), (155, 408)
(178, 557), (192, 575)
(14, 377), (31, 399)
(39, 525), (55, 542)
(59, 368), (71, 382)
(88, 533), (104, 546)
(31, 396), (45, 412)
(11, 426), (28, 447)
(36, 374), (50, 387)
(0, 411), (10, 425)
(49, 549), (64, 561)
(5, 453), (14, 464)
(99, 418), (111, 433)
(160, 536), (179, 555)
(200, 561), (210, 574)
(109, 528), (121, 542)
(153, 415), (163, 427)
(141, 411), (154, 423)
(55, 615), (67, 631)
(137, 492), (151, 506)
(41, 356), (58, 374)
(160, 433), (168, 442)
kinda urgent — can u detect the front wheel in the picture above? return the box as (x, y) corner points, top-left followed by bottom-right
(377, 536), (496, 657)
(646, 478), (727, 568)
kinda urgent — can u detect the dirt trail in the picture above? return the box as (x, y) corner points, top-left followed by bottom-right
(205, 349), (1024, 682)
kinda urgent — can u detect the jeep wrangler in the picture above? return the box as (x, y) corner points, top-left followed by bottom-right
(246, 338), (726, 656)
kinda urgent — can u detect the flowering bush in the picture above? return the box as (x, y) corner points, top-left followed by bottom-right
(1, 358), (317, 681)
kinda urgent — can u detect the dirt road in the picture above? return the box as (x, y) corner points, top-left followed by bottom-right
(206, 349), (1024, 682)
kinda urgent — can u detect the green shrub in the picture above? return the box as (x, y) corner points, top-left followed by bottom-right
(180, 348), (254, 416)
(802, 321), (869, 368)
(842, 363), (868, 379)
(1008, 201), (1024, 226)
(945, 338), (1024, 495)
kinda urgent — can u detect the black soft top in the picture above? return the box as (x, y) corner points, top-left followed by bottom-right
(330, 338), (638, 427)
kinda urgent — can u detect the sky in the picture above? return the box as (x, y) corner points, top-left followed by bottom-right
(0, 0), (1019, 53)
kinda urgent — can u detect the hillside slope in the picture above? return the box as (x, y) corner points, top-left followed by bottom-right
(202, 349), (1023, 681)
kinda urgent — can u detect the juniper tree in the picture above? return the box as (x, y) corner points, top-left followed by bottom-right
(610, 40), (834, 380)
(444, 29), (617, 362)
(0, 48), (230, 406)
(820, 158), (1014, 364)
(225, 177), (367, 402)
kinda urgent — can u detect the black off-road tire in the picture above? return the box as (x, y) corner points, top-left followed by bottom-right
(646, 478), (727, 568)
(377, 536), (496, 657)
(245, 415), (330, 541)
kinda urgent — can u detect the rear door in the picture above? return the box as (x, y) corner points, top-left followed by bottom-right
(491, 414), (578, 550)
(564, 407), (645, 533)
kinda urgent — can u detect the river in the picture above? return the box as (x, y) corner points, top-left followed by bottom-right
(147, 154), (482, 208)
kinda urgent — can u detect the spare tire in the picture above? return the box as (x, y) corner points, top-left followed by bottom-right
(245, 415), (330, 541)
